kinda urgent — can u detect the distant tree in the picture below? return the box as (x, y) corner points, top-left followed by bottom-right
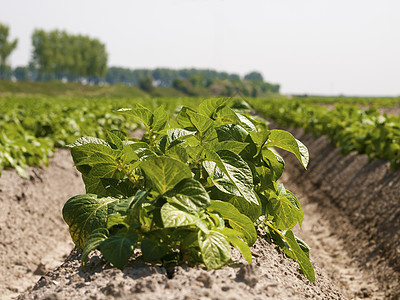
(31, 29), (108, 82)
(244, 71), (264, 82)
(0, 23), (18, 79)
(13, 66), (29, 81)
(139, 76), (154, 92)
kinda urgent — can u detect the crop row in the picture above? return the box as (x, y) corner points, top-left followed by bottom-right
(0, 96), (198, 177)
(251, 99), (400, 168)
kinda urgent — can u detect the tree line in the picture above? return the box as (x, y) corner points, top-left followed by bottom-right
(0, 23), (280, 95)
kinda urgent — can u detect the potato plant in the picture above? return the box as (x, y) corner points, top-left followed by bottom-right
(62, 98), (315, 282)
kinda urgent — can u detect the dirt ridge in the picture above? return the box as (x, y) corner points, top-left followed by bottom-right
(276, 124), (400, 298)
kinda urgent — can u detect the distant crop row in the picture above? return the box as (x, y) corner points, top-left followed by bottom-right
(0, 96), (197, 177)
(252, 99), (400, 168)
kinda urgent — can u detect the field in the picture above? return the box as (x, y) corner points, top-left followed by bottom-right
(1, 84), (400, 299)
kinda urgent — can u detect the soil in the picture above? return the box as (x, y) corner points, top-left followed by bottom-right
(0, 150), (85, 299)
(1, 128), (400, 299)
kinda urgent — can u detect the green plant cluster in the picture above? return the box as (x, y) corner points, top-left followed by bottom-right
(62, 98), (315, 282)
(252, 100), (400, 168)
(0, 97), (159, 177)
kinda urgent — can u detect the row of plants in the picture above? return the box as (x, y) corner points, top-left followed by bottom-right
(0, 96), (196, 177)
(251, 99), (400, 168)
(62, 98), (315, 281)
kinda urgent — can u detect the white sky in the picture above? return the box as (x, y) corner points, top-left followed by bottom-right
(1, 0), (400, 96)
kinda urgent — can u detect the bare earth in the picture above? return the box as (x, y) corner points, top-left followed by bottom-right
(1, 126), (400, 299)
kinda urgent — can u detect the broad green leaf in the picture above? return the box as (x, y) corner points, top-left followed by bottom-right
(216, 124), (248, 143)
(161, 202), (199, 228)
(198, 230), (231, 269)
(262, 148), (285, 181)
(204, 150), (259, 206)
(228, 195), (261, 222)
(266, 130), (309, 169)
(176, 106), (197, 130)
(152, 106), (169, 132)
(107, 213), (128, 228)
(62, 194), (120, 249)
(117, 105), (153, 132)
(236, 113), (257, 132)
(126, 190), (148, 225)
(267, 184), (303, 230)
(214, 106), (241, 126)
(140, 156), (192, 194)
(141, 238), (169, 261)
(208, 200), (257, 246)
(284, 230), (315, 282)
(101, 178), (137, 198)
(208, 186), (261, 222)
(186, 110), (214, 140)
(166, 144), (188, 163)
(165, 178), (210, 210)
(82, 228), (109, 270)
(220, 227), (252, 264)
(100, 230), (138, 269)
(198, 98), (229, 118)
(68, 136), (110, 148)
(207, 140), (249, 154)
(110, 130), (127, 141)
(106, 131), (124, 150)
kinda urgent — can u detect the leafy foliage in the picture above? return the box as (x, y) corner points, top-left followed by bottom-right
(61, 98), (313, 281)
(252, 99), (400, 169)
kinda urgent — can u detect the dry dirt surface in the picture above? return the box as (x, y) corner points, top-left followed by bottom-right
(0, 150), (85, 299)
(275, 125), (400, 299)
(2, 127), (400, 299)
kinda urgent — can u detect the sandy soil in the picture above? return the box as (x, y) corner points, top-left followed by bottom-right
(275, 125), (400, 299)
(2, 127), (400, 299)
(0, 150), (85, 299)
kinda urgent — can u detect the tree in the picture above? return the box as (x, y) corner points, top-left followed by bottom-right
(13, 66), (29, 81)
(31, 29), (108, 82)
(244, 71), (264, 82)
(139, 76), (154, 92)
(0, 23), (18, 79)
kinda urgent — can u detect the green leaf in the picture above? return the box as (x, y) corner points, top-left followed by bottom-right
(140, 156), (192, 194)
(161, 202), (199, 228)
(105, 131), (124, 150)
(165, 178), (210, 210)
(100, 178), (137, 198)
(209, 187), (261, 222)
(214, 106), (241, 126)
(236, 113), (257, 132)
(204, 150), (259, 206)
(176, 106), (197, 130)
(266, 130), (309, 169)
(227, 194), (261, 222)
(267, 184), (303, 230)
(62, 194), (120, 249)
(262, 148), (285, 181)
(198, 230), (231, 269)
(220, 227), (252, 264)
(208, 140), (249, 154)
(152, 105), (169, 132)
(68, 136), (110, 148)
(186, 110), (215, 141)
(208, 200), (257, 246)
(141, 238), (169, 261)
(117, 105), (153, 132)
(100, 230), (138, 269)
(198, 98), (229, 118)
(82, 228), (109, 270)
(284, 230), (315, 282)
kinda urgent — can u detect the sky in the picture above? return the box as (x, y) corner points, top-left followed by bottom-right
(1, 0), (400, 96)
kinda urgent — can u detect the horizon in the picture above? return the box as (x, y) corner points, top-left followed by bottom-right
(2, 0), (400, 96)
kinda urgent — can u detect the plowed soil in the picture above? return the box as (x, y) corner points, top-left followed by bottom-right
(1, 126), (400, 299)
